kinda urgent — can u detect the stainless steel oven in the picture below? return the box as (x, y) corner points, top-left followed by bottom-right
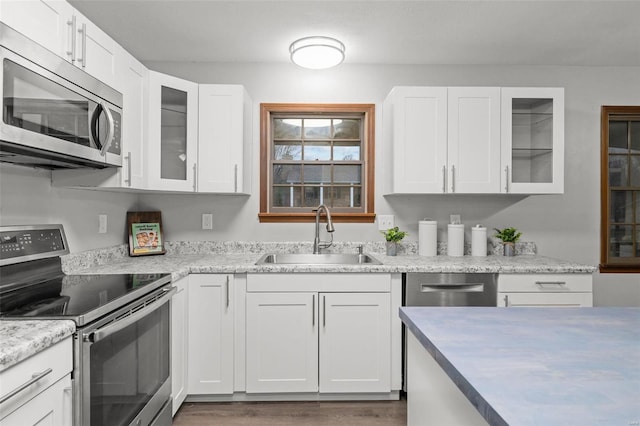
(0, 225), (173, 426)
(0, 23), (122, 169)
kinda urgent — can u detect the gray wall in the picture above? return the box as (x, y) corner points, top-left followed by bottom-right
(1, 62), (638, 306)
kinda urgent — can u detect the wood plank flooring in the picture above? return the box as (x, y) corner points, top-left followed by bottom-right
(172, 400), (407, 426)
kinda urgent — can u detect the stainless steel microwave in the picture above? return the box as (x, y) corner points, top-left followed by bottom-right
(0, 22), (122, 169)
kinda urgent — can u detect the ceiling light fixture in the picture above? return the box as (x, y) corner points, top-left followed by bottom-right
(289, 36), (345, 70)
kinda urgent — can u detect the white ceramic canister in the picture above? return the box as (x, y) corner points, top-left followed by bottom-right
(418, 219), (437, 256)
(471, 224), (487, 257)
(447, 224), (464, 257)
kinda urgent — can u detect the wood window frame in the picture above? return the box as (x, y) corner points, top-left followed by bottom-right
(259, 103), (375, 223)
(600, 105), (640, 273)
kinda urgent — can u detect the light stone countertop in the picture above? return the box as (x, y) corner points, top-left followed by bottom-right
(0, 320), (75, 372)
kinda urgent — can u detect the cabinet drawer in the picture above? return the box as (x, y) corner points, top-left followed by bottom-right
(498, 274), (592, 293)
(247, 273), (391, 292)
(0, 337), (72, 419)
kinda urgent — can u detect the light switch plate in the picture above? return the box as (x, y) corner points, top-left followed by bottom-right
(377, 215), (395, 231)
(98, 214), (107, 234)
(202, 213), (213, 230)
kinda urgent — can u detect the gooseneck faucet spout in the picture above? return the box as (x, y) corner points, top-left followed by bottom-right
(313, 204), (335, 254)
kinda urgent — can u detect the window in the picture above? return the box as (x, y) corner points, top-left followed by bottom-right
(259, 104), (375, 223)
(600, 106), (640, 272)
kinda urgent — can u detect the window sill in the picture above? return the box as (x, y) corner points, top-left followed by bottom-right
(599, 264), (640, 273)
(258, 212), (376, 224)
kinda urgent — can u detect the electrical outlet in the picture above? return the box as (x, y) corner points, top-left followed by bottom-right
(377, 214), (395, 231)
(98, 214), (107, 234)
(202, 213), (213, 230)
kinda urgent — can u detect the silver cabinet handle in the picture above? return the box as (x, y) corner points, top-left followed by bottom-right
(85, 287), (176, 343)
(535, 281), (567, 286)
(504, 294), (509, 307)
(0, 368), (53, 404)
(451, 164), (456, 193)
(312, 294), (315, 327)
(66, 15), (76, 62)
(504, 165), (509, 193)
(125, 152), (132, 186)
(442, 166), (446, 193)
(225, 276), (230, 308)
(193, 163), (197, 192)
(323, 295), (326, 328)
(234, 164), (238, 192)
(78, 23), (87, 68)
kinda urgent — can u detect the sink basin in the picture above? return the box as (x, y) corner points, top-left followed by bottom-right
(255, 253), (382, 265)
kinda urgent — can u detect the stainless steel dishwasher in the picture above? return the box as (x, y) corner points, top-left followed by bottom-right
(402, 272), (498, 391)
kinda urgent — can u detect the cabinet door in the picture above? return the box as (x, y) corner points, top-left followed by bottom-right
(147, 71), (199, 191)
(448, 87), (501, 193)
(385, 87), (448, 193)
(499, 292), (593, 307)
(171, 276), (188, 415)
(246, 292), (318, 393)
(72, 12), (119, 91)
(0, 0), (73, 59)
(319, 292), (391, 393)
(501, 87), (564, 194)
(188, 274), (234, 395)
(120, 53), (148, 189)
(198, 85), (251, 193)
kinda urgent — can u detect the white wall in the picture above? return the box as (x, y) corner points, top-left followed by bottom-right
(1, 61), (638, 305)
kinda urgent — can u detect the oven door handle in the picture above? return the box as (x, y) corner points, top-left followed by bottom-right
(84, 287), (176, 344)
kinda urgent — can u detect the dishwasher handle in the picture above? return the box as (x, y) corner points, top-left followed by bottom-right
(420, 283), (485, 293)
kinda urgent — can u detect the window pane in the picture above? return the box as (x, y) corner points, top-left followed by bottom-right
(304, 119), (331, 139)
(332, 186), (362, 208)
(274, 118), (301, 139)
(303, 186), (328, 207)
(303, 165), (331, 184)
(334, 143), (361, 161)
(636, 191), (640, 223)
(273, 164), (301, 184)
(609, 156), (628, 186)
(632, 156), (640, 186)
(631, 122), (640, 153)
(303, 142), (331, 161)
(637, 227), (640, 258)
(273, 186), (302, 207)
(609, 225), (634, 258)
(609, 121), (628, 152)
(334, 165), (361, 184)
(334, 119), (360, 139)
(610, 190), (633, 223)
(274, 142), (301, 160)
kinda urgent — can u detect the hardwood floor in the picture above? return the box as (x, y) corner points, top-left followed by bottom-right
(172, 400), (407, 426)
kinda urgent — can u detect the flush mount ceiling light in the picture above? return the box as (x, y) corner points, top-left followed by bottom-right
(289, 36), (345, 70)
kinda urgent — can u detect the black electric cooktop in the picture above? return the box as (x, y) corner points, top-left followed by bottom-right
(0, 272), (171, 326)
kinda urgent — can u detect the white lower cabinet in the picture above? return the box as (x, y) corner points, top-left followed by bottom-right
(245, 274), (394, 395)
(171, 275), (189, 415)
(0, 337), (72, 426)
(187, 274), (234, 395)
(498, 274), (593, 307)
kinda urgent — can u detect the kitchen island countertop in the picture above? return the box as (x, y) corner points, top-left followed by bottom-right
(400, 307), (640, 426)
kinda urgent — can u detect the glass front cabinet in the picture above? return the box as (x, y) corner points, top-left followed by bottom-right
(500, 87), (564, 194)
(147, 71), (199, 191)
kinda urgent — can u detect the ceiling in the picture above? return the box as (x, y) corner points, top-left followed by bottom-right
(69, 0), (640, 67)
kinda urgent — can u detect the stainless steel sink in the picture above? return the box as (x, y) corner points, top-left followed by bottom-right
(255, 253), (382, 265)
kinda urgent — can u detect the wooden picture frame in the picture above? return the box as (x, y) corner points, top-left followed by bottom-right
(127, 211), (166, 257)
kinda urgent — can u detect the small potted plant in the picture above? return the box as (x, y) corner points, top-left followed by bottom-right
(381, 226), (407, 256)
(494, 227), (522, 257)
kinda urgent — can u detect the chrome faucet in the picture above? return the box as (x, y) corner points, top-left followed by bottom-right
(313, 204), (335, 254)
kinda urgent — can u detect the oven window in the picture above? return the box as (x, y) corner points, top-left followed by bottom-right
(89, 302), (170, 426)
(3, 58), (91, 145)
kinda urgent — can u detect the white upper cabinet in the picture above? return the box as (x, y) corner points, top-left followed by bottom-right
(198, 85), (252, 193)
(147, 71), (199, 192)
(0, 0), (120, 91)
(383, 86), (448, 193)
(384, 86), (564, 195)
(501, 87), (564, 194)
(447, 87), (501, 193)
